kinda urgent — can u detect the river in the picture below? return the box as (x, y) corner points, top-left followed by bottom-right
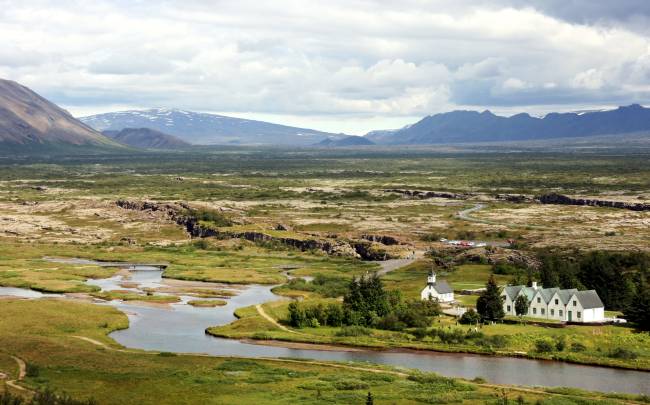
(1, 264), (649, 395)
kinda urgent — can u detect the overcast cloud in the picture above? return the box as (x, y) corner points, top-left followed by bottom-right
(1, 0), (650, 134)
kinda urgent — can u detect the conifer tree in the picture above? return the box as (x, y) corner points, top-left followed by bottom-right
(476, 275), (505, 321)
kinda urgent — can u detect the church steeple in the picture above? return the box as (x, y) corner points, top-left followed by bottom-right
(427, 270), (436, 285)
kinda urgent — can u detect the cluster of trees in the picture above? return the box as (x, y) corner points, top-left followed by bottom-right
(536, 250), (650, 330)
(287, 273), (440, 331)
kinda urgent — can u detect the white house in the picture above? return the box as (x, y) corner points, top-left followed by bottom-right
(420, 271), (454, 303)
(502, 282), (605, 323)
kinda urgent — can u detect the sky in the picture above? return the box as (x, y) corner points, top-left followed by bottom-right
(2, 0), (650, 135)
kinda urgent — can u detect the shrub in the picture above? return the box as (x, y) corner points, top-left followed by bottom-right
(459, 309), (481, 325)
(336, 326), (372, 337)
(534, 339), (554, 353)
(26, 363), (40, 378)
(555, 336), (566, 352)
(477, 335), (508, 349)
(333, 379), (369, 390)
(608, 348), (638, 360)
(376, 313), (406, 331)
(570, 342), (586, 352)
(412, 327), (428, 340)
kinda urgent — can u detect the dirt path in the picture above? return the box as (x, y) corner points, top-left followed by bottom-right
(255, 304), (307, 335)
(5, 355), (29, 392)
(374, 250), (424, 277)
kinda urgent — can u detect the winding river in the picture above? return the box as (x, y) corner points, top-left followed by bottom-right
(2, 264), (649, 395)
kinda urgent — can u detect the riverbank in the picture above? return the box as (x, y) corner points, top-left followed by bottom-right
(1, 298), (648, 405)
(207, 300), (650, 372)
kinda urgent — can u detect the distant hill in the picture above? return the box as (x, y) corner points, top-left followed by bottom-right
(367, 105), (650, 144)
(80, 109), (347, 146)
(103, 127), (190, 149)
(316, 135), (375, 147)
(0, 78), (120, 150)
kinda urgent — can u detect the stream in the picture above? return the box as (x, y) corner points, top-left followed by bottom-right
(1, 262), (649, 395)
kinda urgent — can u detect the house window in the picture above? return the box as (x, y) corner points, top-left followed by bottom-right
(555, 299), (559, 305)
(551, 309), (554, 316)
(559, 310), (563, 317)
(573, 301), (577, 306)
(541, 308), (545, 315)
(533, 308), (537, 315)
(577, 312), (581, 319)
(537, 297), (541, 303)
(507, 305), (511, 312)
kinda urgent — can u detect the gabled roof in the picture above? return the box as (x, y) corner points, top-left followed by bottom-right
(428, 280), (453, 294)
(573, 290), (604, 309)
(557, 289), (578, 305)
(503, 285), (523, 300)
(539, 288), (559, 303)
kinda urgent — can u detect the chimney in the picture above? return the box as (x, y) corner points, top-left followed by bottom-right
(532, 281), (538, 290)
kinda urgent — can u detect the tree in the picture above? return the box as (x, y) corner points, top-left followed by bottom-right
(287, 302), (306, 328)
(476, 275), (505, 322)
(624, 279), (650, 331)
(514, 295), (529, 319)
(459, 308), (481, 325)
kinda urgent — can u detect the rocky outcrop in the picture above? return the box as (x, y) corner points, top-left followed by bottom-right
(384, 189), (471, 200)
(495, 194), (535, 203)
(360, 234), (400, 246)
(115, 200), (399, 260)
(537, 193), (650, 212)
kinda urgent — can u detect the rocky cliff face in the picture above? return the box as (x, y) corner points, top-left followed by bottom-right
(384, 189), (471, 200)
(115, 200), (397, 260)
(537, 193), (650, 211)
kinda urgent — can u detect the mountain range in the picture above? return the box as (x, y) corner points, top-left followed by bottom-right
(80, 109), (346, 146)
(2, 77), (650, 152)
(103, 128), (190, 149)
(0, 79), (121, 150)
(367, 105), (650, 144)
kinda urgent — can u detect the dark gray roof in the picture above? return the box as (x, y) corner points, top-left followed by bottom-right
(503, 285), (523, 300)
(430, 280), (453, 294)
(557, 289), (578, 304)
(539, 288), (559, 303)
(573, 290), (604, 309)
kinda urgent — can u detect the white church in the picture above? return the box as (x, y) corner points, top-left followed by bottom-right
(420, 270), (454, 303)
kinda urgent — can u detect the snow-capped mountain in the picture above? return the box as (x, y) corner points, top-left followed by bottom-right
(79, 108), (345, 146)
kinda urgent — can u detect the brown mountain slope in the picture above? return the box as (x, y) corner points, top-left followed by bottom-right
(0, 78), (119, 147)
(103, 127), (191, 149)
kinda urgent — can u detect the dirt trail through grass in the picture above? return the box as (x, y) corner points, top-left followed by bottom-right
(4, 355), (29, 392)
(255, 304), (308, 335)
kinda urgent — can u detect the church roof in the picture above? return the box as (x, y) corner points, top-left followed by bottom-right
(428, 280), (452, 294)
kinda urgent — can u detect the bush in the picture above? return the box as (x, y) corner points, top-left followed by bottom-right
(459, 309), (481, 325)
(477, 334), (508, 349)
(608, 347), (638, 360)
(376, 313), (406, 331)
(534, 339), (554, 353)
(26, 363), (40, 378)
(336, 325), (372, 337)
(412, 327), (428, 340)
(555, 336), (566, 352)
(333, 379), (369, 391)
(570, 342), (587, 352)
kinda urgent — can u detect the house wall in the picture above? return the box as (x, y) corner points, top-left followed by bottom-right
(567, 295), (584, 323)
(421, 287), (453, 303)
(502, 293), (517, 316)
(528, 290), (549, 319)
(582, 307), (604, 323)
(547, 293), (566, 321)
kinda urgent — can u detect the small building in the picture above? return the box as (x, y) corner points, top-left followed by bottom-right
(502, 282), (605, 323)
(420, 270), (454, 303)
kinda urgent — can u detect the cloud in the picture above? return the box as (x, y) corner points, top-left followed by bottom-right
(0, 0), (649, 133)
